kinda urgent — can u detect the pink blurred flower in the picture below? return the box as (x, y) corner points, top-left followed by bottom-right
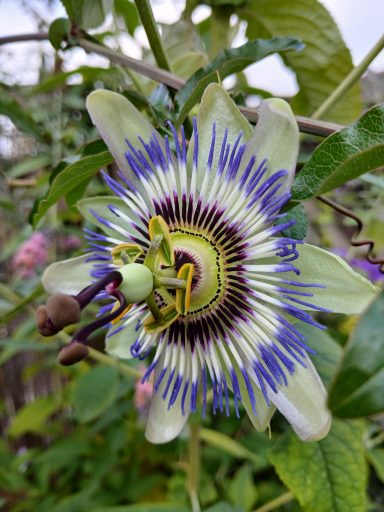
(59, 235), (82, 252)
(134, 366), (153, 421)
(12, 232), (50, 278)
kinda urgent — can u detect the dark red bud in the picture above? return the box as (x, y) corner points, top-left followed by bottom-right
(36, 305), (57, 336)
(58, 341), (89, 366)
(46, 293), (81, 330)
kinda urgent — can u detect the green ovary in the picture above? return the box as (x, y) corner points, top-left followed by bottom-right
(170, 231), (224, 314)
(119, 263), (154, 303)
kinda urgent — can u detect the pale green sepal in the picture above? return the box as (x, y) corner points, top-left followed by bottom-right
(86, 89), (166, 200)
(145, 362), (189, 444)
(241, 98), (299, 193)
(295, 243), (380, 314)
(77, 196), (145, 240)
(105, 309), (147, 360)
(42, 255), (94, 295)
(105, 327), (134, 360)
(221, 348), (275, 431)
(267, 355), (332, 442)
(242, 384), (276, 432)
(188, 83), (252, 192)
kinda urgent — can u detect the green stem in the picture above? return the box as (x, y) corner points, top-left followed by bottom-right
(57, 331), (142, 378)
(134, 0), (172, 72)
(312, 34), (384, 120)
(209, 7), (231, 60)
(145, 292), (163, 322)
(253, 491), (294, 512)
(78, 38), (184, 89)
(188, 422), (201, 512)
(0, 283), (44, 324)
(87, 347), (142, 378)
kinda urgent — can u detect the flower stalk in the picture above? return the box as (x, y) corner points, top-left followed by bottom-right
(188, 421), (201, 512)
(312, 34), (384, 120)
(253, 491), (294, 512)
(133, 0), (172, 73)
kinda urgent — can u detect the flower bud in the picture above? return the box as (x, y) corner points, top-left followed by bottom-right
(46, 293), (81, 330)
(58, 341), (89, 366)
(36, 305), (57, 336)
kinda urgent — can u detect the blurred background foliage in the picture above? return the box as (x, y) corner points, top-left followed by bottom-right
(0, 0), (384, 511)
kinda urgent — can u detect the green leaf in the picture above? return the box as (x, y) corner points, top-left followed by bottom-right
(48, 17), (70, 50)
(175, 37), (303, 125)
(366, 448), (384, 484)
(114, 0), (139, 36)
(269, 419), (367, 512)
(328, 290), (384, 418)
(0, 87), (44, 141)
(8, 396), (62, 438)
(29, 150), (113, 227)
(6, 154), (51, 178)
(199, 428), (265, 467)
(239, 0), (362, 123)
(30, 66), (120, 95)
(276, 204), (307, 240)
(228, 465), (258, 512)
(60, 0), (113, 29)
(162, 20), (209, 80)
(292, 105), (384, 199)
(203, 503), (241, 512)
(70, 365), (119, 423)
(94, 505), (190, 512)
(173, 51), (209, 81)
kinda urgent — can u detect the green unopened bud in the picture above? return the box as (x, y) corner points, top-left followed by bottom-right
(118, 263), (153, 303)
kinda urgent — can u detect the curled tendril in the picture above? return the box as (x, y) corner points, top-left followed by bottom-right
(317, 195), (384, 274)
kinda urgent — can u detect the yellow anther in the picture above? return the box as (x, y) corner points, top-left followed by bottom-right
(110, 302), (132, 324)
(148, 215), (174, 266)
(175, 263), (194, 315)
(144, 303), (180, 334)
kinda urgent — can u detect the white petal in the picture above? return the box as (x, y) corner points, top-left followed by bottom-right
(42, 255), (94, 295)
(77, 196), (148, 244)
(86, 89), (167, 202)
(267, 355), (331, 442)
(188, 83), (252, 197)
(241, 98), (299, 192)
(145, 359), (189, 444)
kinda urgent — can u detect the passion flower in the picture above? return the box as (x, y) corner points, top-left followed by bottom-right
(38, 85), (378, 444)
